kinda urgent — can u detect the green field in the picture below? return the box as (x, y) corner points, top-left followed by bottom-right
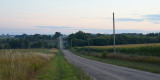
(78, 43), (160, 56)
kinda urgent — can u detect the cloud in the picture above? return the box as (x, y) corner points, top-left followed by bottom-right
(143, 14), (160, 24)
(116, 18), (144, 22)
(154, 22), (160, 24)
(113, 14), (160, 24)
(144, 14), (160, 21)
(35, 26), (73, 29)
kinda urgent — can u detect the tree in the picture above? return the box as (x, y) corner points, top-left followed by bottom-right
(53, 32), (61, 39)
(0, 43), (3, 49)
(67, 31), (160, 47)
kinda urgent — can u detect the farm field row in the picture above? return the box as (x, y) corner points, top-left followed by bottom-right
(78, 43), (160, 56)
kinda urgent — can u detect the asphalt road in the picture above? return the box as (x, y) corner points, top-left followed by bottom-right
(60, 37), (160, 80)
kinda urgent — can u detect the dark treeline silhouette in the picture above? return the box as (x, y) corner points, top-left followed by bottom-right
(66, 31), (160, 47)
(0, 32), (61, 49)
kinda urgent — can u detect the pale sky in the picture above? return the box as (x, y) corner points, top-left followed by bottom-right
(0, 0), (160, 34)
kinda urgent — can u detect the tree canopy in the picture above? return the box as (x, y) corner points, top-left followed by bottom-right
(66, 31), (160, 47)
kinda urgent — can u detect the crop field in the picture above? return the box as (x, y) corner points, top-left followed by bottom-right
(0, 49), (56, 80)
(78, 43), (160, 57)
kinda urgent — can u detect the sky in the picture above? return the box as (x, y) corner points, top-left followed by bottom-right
(0, 0), (160, 35)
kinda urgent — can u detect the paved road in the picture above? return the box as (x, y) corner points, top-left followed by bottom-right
(59, 36), (63, 50)
(60, 37), (160, 80)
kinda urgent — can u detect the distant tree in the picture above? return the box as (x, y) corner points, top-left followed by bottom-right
(30, 40), (42, 48)
(23, 39), (29, 48)
(43, 41), (49, 48)
(0, 43), (3, 49)
(42, 35), (51, 40)
(67, 31), (160, 47)
(4, 44), (10, 49)
(53, 32), (61, 39)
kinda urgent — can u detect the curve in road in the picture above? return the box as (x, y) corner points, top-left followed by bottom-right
(60, 37), (160, 80)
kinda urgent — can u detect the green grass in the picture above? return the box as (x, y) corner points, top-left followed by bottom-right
(36, 50), (91, 80)
(70, 49), (160, 74)
(35, 56), (57, 80)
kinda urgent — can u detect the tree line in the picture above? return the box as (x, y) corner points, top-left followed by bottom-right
(66, 31), (160, 47)
(0, 32), (61, 49)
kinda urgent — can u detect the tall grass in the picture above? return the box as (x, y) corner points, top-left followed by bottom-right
(0, 49), (55, 80)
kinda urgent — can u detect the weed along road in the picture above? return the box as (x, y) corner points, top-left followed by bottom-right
(60, 37), (160, 80)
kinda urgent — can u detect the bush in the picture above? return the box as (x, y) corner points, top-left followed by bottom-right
(99, 52), (108, 58)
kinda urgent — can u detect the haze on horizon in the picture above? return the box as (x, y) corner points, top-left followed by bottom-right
(0, 0), (160, 35)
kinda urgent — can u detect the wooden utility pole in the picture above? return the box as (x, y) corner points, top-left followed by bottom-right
(113, 12), (116, 53)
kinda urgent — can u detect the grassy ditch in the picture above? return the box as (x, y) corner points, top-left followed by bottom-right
(36, 50), (91, 80)
(0, 49), (55, 80)
(70, 49), (160, 74)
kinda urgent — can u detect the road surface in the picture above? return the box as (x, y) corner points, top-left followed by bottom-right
(60, 37), (160, 80)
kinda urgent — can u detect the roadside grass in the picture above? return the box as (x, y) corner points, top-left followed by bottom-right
(70, 49), (160, 74)
(75, 50), (160, 65)
(35, 57), (57, 80)
(0, 49), (55, 80)
(75, 43), (160, 66)
(36, 50), (91, 80)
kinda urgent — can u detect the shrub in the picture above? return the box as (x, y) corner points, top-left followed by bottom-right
(99, 52), (108, 58)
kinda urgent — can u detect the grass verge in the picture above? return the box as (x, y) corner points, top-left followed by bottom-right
(70, 49), (160, 74)
(36, 50), (91, 80)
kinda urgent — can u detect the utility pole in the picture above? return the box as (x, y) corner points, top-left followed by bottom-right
(113, 12), (116, 53)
